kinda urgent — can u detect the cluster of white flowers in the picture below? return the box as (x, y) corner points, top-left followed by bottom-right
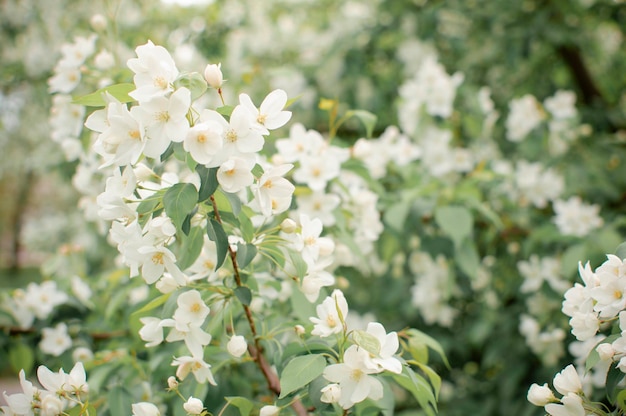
(408, 251), (458, 327)
(398, 56), (464, 135)
(2, 363), (88, 416)
(519, 315), (566, 366)
(552, 196), (603, 237)
(529, 254), (626, 413)
(527, 365), (586, 415)
(3, 281), (68, 329)
(310, 290), (403, 409)
(505, 94), (545, 142)
(495, 160), (565, 209)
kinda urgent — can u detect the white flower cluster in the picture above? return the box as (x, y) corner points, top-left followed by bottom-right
(408, 252), (458, 327)
(3, 281), (68, 329)
(527, 365), (585, 415)
(530, 254), (626, 413)
(505, 90), (581, 154)
(310, 290), (403, 409)
(2, 363), (88, 416)
(398, 56), (464, 135)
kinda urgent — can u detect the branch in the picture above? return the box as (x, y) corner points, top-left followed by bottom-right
(210, 196), (309, 416)
(557, 44), (604, 106)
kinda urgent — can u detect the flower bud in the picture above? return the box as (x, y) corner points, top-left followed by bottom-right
(204, 63), (223, 89)
(320, 383), (341, 404)
(227, 334), (247, 358)
(90, 14), (107, 31)
(596, 343), (615, 361)
(167, 376), (179, 390)
(280, 218), (297, 234)
(259, 405), (280, 416)
(183, 396), (204, 415)
(527, 383), (556, 406)
(294, 325), (305, 336)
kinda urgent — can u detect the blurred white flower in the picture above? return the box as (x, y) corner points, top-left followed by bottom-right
(39, 323), (72, 356)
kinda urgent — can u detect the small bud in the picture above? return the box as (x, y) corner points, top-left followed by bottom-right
(90, 14), (107, 31)
(527, 383), (556, 406)
(227, 335), (247, 358)
(294, 325), (305, 336)
(259, 405), (280, 416)
(280, 218), (297, 234)
(596, 343), (615, 361)
(183, 396), (204, 415)
(204, 63), (223, 89)
(167, 376), (178, 390)
(320, 383), (341, 404)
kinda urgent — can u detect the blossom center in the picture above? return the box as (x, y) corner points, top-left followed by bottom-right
(154, 76), (168, 89)
(156, 111), (170, 123)
(350, 369), (364, 382)
(614, 290), (623, 300)
(226, 129), (238, 143)
(326, 315), (337, 328)
(257, 114), (267, 125)
(129, 129), (141, 140)
(190, 303), (201, 313)
(152, 252), (165, 265)
(197, 133), (207, 143)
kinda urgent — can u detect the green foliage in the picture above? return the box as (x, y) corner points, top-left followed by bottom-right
(163, 183), (199, 233)
(278, 354), (326, 398)
(72, 83), (135, 107)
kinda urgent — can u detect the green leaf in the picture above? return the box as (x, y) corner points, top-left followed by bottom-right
(390, 368), (437, 416)
(617, 389), (626, 411)
(279, 354), (326, 398)
(222, 191), (242, 217)
(163, 183), (198, 232)
(238, 208), (255, 243)
(107, 386), (133, 416)
(225, 396), (254, 416)
(352, 330), (382, 356)
(406, 328), (450, 368)
(234, 286), (252, 306)
(384, 200), (412, 232)
(251, 163), (265, 178)
(455, 239), (480, 279)
(236, 243), (257, 269)
(414, 362), (442, 400)
(196, 165), (219, 202)
(288, 250), (308, 279)
(136, 198), (161, 227)
(216, 105), (234, 117)
(177, 226), (205, 270)
(9, 343), (34, 375)
(173, 72), (207, 101)
(434, 205), (473, 247)
(72, 83), (135, 107)
(616, 241), (626, 260)
(346, 109), (377, 138)
(67, 403), (97, 416)
(562, 243), (587, 278)
(131, 293), (170, 316)
(206, 218), (228, 270)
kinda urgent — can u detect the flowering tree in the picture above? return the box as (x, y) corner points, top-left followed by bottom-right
(1, 21), (445, 415)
